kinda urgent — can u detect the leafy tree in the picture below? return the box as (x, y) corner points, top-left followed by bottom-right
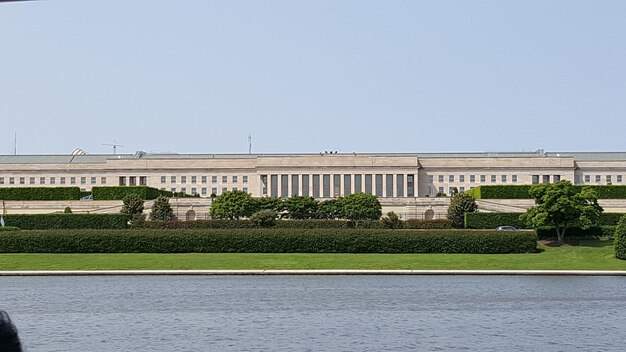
(250, 209), (278, 228)
(210, 190), (257, 220)
(283, 196), (318, 219)
(381, 211), (403, 229)
(316, 198), (344, 220)
(521, 180), (603, 244)
(342, 193), (382, 222)
(121, 193), (144, 217)
(150, 196), (175, 221)
(447, 193), (478, 228)
(254, 197), (284, 213)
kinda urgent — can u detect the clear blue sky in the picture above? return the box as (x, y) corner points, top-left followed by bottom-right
(1, 1), (625, 155)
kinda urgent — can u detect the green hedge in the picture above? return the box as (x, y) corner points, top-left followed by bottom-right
(0, 214), (128, 230)
(0, 187), (81, 200)
(144, 219), (453, 230)
(144, 220), (258, 229)
(0, 229), (538, 254)
(614, 216), (626, 259)
(468, 185), (626, 199)
(0, 226), (20, 232)
(536, 226), (615, 240)
(465, 212), (626, 229)
(92, 186), (164, 200)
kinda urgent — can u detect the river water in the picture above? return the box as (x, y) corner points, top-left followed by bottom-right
(1, 275), (626, 351)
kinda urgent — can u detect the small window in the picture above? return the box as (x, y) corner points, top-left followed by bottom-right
(212, 176), (217, 183)
(501, 175), (507, 183)
(19, 177), (25, 185)
(459, 175), (465, 183)
(91, 177), (97, 184)
(50, 177), (56, 185)
(71, 177), (77, 185)
(171, 176), (177, 183)
(243, 176), (248, 183)
(232, 176), (238, 183)
(543, 175), (550, 183)
(618, 175), (623, 183)
(438, 187), (444, 193)
(469, 175), (475, 183)
(459, 186), (465, 192)
(480, 175), (486, 183)
(9, 177), (15, 185)
(532, 175), (539, 184)
(0, 177), (4, 184)
(606, 175), (612, 183)
(201, 176), (207, 183)
(449, 175), (454, 182)
(595, 175), (601, 183)
(512, 175), (517, 183)
(222, 187), (228, 193)
(222, 176), (228, 183)
(181, 176), (187, 184)
(39, 177), (45, 184)
(60, 177), (66, 185)
(438, 175), (444, 182)
(584, 175), (590, 183)
(161, 176), (166, 183)
(491, 175), (496, 183)
(181, 187), (187, 194)
(191, 187), (197, 195)
(212, 187), (217, 195)
(129, 176), (136, 186)
(191, 176), (197, 184)
(101, 177), (107, 184)
(29, 177), (35, 184)
(243, 187), (248, 193)
(428, 175), (434, 183)
(139, 176), (147, 186)
(170, 187), (176, 192)
(232, 187), (238, 191)
(201, 187), (207, 196)
(553, 175), (561, 182)
(81, 177), (86, 185)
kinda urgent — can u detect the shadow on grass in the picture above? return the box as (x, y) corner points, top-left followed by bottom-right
(539, 238), (613, 248)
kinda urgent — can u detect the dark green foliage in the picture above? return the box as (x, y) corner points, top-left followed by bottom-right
(0, 229), (538, 254)
(0, 214), (128, 229)
(464, 212), (529, 229)
(0, 226), (20, 232)
(447, 193), (478, 228)
(130, 213), (146, 228)
(283, 196), (318, 219)
(211, 190), (257, 220)
(150, 196), (175, 221)
(276, 220), (350, 229)
(341, 193), (382, 222)
(404, 219), (453, 229)
(144, 220), (257, 229)
(254, 197), (284, 213)
(120, 194), (144, 217)
(468, 185), (626, 199)
(536, 226), (611, 240)
(381, 211), (403, 229)
(0, 187), (81, 200)
(250, 209), (278, 228)
(614, 216), (626, 259)
(316, 198), (343, 219)
(92, 186), (165, 200)
(144, 219), (451, 230)
(79, 190), (92, 198)
(63, 206), (73, 214)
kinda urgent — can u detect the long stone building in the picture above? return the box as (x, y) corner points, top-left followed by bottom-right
(1, 150), (626, 219)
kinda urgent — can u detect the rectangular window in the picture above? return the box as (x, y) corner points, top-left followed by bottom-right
(201, 187), (207, 196)
(212, 187), (217, 195)
(50, 177), (56, 185)
(212, 176), (218, 183)
(322, 174), (331, 198)
(0, 177), (4, 185)
(29, 177), (35, 184)
(375, 174), (383, 197)
(449, 187), (456, 194)
(222, 176), (228, 183)
(292, 175), (299, 196)
(365, 174), (373, 195)
(470, 175), (475, 183)
(344, 175), (352, 196)
(386, 174), (394, 197)
(584, 175), (590, 183)
(459, 175), (465, 183)
(171, 176), (177, 183)
(181, 187), (187, 194)
(553, 175), (561, 182)
(232, 176), (238, 183)
(407, 174), (415, 197)
(261, 175), (268, 196)
(428, 175), (434, 183)
(161, 176), (166, 183)
(438, 187), (444, 194)
(117, 177), (124, 186)
(128, 176), (135, 186)
(354, 174), (362, 194)
(171, 187), (176, 193)
(333, 174), (341, 197)
(243, 176), (248, 183)
(512, 175), (518, 183)
(221, 187), (227, 194)
(201, 176), (207, 184)
(243, 187), (248, 193)
(91, 177), (97, 184)
(181, 176), (187, 184)
(595, 175), (601, 183)
(9, 177), (15, 185)
(60, 177), (66, 185)
(460, 186), (465, 192)
(543, 175), (550, 183)
(191, 187), (197, 195)
(271, 175), (278, 197)
(302, 175), (310, 196)
(480, 175), (486, 183)
(101, 177), (107, 184)
(37, 177), (44, 184)
(19, 177), (25, 185)
(281, 175), (289, 198)
(438, 175), (444, 182)
(396, 174), (404, 197)
(618, 175), (623, 183)
(139, 176), (147, 186)
(606, 175), (612, 183)
(532, 175), (540, 184)
(501, 175), (507, 183)
(491, 175), (496, 183)
(191, 176), (197, 184)
(449, 175), (454, 183)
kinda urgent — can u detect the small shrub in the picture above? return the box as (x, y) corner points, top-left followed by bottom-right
(381, 211), (403, 229)
(250, 209), (278, 228)
(63, 207), (73, 214)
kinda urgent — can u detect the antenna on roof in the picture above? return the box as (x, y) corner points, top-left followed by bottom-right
(248, 133), (252, 154)
(102, 140), (125, 155)
(12, 132), (16, 155)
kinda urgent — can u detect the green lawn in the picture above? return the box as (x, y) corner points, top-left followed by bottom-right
(0, 239), (625, 271)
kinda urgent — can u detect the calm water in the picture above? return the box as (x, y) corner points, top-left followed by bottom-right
(2, 275), (626, 351)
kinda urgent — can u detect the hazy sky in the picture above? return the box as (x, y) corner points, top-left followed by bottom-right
(1, 1), (625, 155)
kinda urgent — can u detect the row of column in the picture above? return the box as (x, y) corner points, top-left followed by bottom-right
(260, 174), (416, 198)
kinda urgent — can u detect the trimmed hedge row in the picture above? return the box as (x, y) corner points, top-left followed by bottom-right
(0, 187), (81, 200)
(143, 219), (454, 230)
(465, 212), (626, 229)
(0, 226), (20, 232)
(91, 186), (165, 200)
(536, 226), (615, 239)
(614, 216), (626, 259)
(0, 229), (538, 254)
(466, 185), (626, 199)
(0, 214), (128, 230)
